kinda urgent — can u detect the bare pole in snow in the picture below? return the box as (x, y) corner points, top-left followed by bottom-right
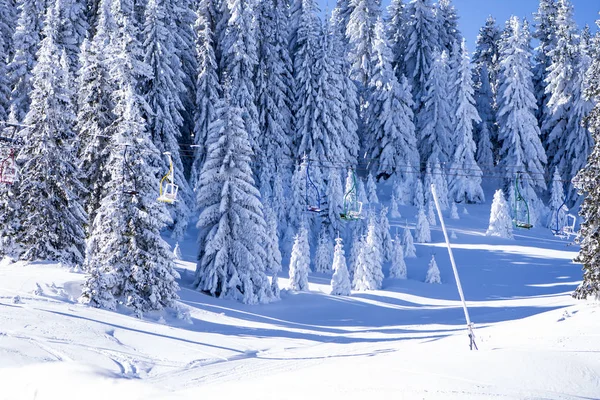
(430, 184), (478, 350)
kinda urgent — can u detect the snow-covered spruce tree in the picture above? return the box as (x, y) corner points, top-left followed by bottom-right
(256, 0), (293, 209)
(264, 205), (282, 298)
(424, 159), (449, 211)
(329, 0), (353, 48)
(330, 236), (351, 295)
(13, 5), (86, 266)
(542, 0), (578, 172)
(434, 0), (461, 58)
(448, 40), (484, 204)
(386, 0), (406, 77)
(192, 0), (220, 187)
(425, 255), (441, 284)
(497, 16), (547, 224)
(366, 19), (419, 183)
(0, 30), (9, 120)
(473, 16), (501, 164)
(486, 189), (513, 239)
(573, 20), (600, 299)
(55, 0), (88, 74)
(0, 0), (17, 59)
(413, 177), (425, 208)
(288, 225), (310, 291)
(450, 202), (459, 220)
(76, 34), (115, 229)
(80, 83), (180, 314)
(427, 198), (436, 226)
(546, 167), (566, 230)
(7, 0), (44, 122)
(352, 217), (384, 291)
(403, 0), (438, 111)
(389, 233), (407, 279)
(290, 0), (321, 160)
(143, 0), (192, 240)
(194, 100), (273, 304)
(366, 172), (379, 204)
(345, 0), (380, 88)
(217, 0), (260, 158)
(390, 193), (401, 218)
(416, 50), (453, 166)
(0, 111), (21, 260)
(315, 226), (333, 274)
(415, 207), (431, 243)
(403, 224), (417, 257)
(327, 167), (345, 238)
(378, 207), (393, 262)
(533, 0), (558, 125)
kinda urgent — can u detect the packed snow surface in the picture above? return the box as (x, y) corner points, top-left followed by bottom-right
(1, 202), (599, 400)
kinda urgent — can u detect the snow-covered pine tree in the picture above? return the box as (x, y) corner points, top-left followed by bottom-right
(7, 0), (44, 122)
(414, 177), (424, 208)
(329, 0), (353, 48)
(13, 5), (86, 266)
(389, 233), (407, 279)
(76, 29), (115, 229)
(378, 207), (393, 262)
(573, 18), (600, 299)
(256, 0), (293, 209)
(448, 40), (484, 204)
(542, 0), (578, 172)
(352, 217), (384, 290)
(366, 172), (379, 204)
(0, 29), (9, 120)
(425, 255), (441, 283)
(217, 0), (260, 158)
(434, 0), (461, 58)
(366, 19), (419, 183)
(415, 206), (431, 243)
(288, 225), (310, 291)
(386, 0), (406, 77)
(546, 167), (566, 230)
(143, 0), (192, 240)
(403, 0), (438, 111)
(330, 236), (351, 295)
(450, 202), (459, 220)
(416, 50), (453, 166)
(55, 0), (88, 74)
(486, 189), (513, 239)
(315, 226), (333, 273)
(326, 167), (344, 239)
(264, 205), (282, 298)
(0, 0), (17, 59)
(194, 100), (273, 304)
(346, 0), (379, 89)
(80, 83), (180, 314)
(403, 224), (417, 257)
(192, 0), (220, 187)
(497, 16), (547, 224)
(390, 192), (401, 218)
(427, 198), (436, 226)
(533, 0), (558, 125)
(473, 16), (501, 165)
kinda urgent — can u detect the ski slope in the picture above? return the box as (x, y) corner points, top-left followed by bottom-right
(1, 198), (599, 400)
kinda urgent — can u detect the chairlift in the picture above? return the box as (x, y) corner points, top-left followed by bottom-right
(303, 155), (322, 213)
(513, 172), (532, 229)
(158, 152), (178, 204)
(0, 148), (17, 184)
(340, 168), (363, 221)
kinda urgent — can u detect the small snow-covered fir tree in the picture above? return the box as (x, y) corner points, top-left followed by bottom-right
(378, 207), (393, 262)
(425, 255), (441, 283)
(263, 204), (282, 298)
(450, 202), (459, 220)
(414, 178), (425, 208)
(330, 236), (351, 296)
(448, 40), (484, 204)
(425, 159), (449, 211)
(546, 167), (566, 230)
(486, 189), (514, 239)
(415, 207), (431, 243)
(195, 100), (273, 304)
(366, 173), (379, 204)
(403, 224), (417, 258)
(476, 121), (494, 168)
(288, 226), (311, 291)
(389, 234), (407, 279)
(390, 193), (401, 218)
(315, 227), (333, 274)
(13, 6), (86, 266)
(427, 199), (437, 226)
(353, 219), (384, 291)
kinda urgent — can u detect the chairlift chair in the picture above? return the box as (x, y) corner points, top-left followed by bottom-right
(158, 152), (179, 204)
(561, 214), (577, 238)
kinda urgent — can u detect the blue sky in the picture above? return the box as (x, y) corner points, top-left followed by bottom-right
(318, 0), (599, 49)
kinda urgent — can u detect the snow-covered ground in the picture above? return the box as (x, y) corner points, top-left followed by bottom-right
(1, 198), (599, 400)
